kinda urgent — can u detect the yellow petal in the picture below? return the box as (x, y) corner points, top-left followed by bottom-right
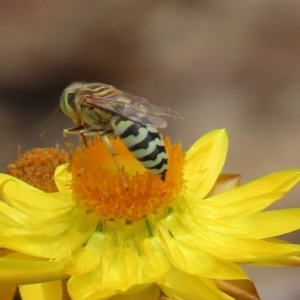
(53, 208), (98, 261)
(164, 213), (300, 262)
(248, 255), (300, 267)
(137, 236), (170, 282)
(0, 283), (17, 300)
(206, 174), (241, 197)
(0, 175), (74, 213)
(231, 208), (300, 239)
(109, 284), (160, 300)
(158, 266), (233, 300)
(19, 280), (70, 300)
(245, 238), (300, 266)
(67, 224), (169, 300)
(65, 231), (105, 276)
(0, 249), (67, 285)
(0, 176), (96, 260)
(68, 237), (140, 298)
(54, 164), (72, 193)
(190, 170), (300, 218)
(184, 129), (228, 200)
(156, 222), (247, 280)
(216, 279), (260, 300)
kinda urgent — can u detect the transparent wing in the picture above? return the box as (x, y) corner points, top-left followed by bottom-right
(85, 90), (183, 128)
(123, 92), (184, 118)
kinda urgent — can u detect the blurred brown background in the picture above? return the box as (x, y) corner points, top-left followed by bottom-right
(1, 1), (300, 298)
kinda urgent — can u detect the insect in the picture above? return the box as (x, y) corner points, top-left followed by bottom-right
(59, 82), (183, 184)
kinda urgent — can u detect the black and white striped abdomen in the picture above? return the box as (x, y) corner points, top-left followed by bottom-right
(114, 118), (168, 180)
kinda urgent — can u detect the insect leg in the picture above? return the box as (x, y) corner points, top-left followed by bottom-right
(76, 128), (100, 176)
(64, 125), (129, 190)
(100, 130), (129, 191)
(109, 116), (119, 139)
(63, 125), (85, 169)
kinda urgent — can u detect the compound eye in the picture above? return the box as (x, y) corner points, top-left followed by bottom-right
(66, 92), (75, 105)
(60, 90), (77, 117)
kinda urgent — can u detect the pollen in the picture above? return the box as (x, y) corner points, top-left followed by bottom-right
(6, 146), (69, 193)
(71, 137), (185, 221)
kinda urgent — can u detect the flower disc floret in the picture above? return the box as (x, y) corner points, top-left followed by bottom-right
(6, 147), (68, 192)
(70, 137), (185, 221)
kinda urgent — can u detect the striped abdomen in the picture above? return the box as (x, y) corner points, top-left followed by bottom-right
(114, 118), (168, 180)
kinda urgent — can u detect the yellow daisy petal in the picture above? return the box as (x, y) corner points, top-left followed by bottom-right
(245, 238), (300, 266)
(185, 129), (228, 199)
(65, 231), (105, 276)
(188, 170), (300, 218)
(156, 218), (247, 279)
(0, 249), (67, 285)
(184, 130), (228, 199)
(137, 235), (170, 281)
(67, 222), (169, 299)
(0, 175), (97, 260)
(206, 174), (241, 197)
(19, 280), (68, 300)
(0, 283), (17, 300)
(249, 255), (300, 267)
(54, 164), (72, 193)
(158, 267), (233, 300)
(161, 212), (300, 262)
(215, 279), (260, 300)
(230, 208), (300, 239)
(107, 284), (160, 300)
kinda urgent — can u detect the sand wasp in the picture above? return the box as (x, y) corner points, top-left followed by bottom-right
(58, 82), (183, 186)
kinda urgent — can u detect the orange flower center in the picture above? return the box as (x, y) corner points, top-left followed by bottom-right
(70, 137), (185, 221)
(6, 147), (69, 192)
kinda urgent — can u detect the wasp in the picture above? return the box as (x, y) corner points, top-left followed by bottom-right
(59, 82), (183, 186)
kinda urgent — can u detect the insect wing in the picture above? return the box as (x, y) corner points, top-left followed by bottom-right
(123, 92), (183, 119)
(86, 92), (182, 128)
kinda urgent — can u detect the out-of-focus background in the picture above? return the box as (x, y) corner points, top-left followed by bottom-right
(1, 1), (300, 298)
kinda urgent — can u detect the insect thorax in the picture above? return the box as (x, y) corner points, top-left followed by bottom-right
(81, 105), (114, 128)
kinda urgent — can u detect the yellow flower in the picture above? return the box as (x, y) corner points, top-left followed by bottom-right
(1, 129), (300, 300)
(1, 146), (70, 300)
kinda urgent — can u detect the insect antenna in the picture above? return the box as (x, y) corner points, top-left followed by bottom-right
(40, 105), (61, 137)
